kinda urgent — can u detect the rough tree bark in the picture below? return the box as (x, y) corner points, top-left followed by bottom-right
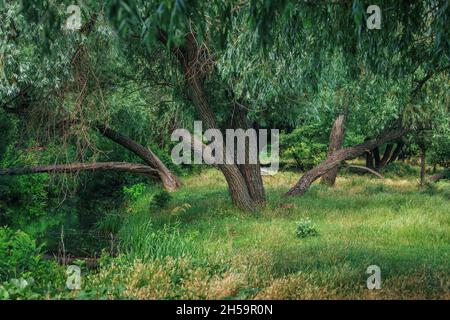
(231, 102), (265, 203)
(285, 128), (409, 197)
(373, 147), (381, 168)
(96, 124), (180, 191)
(321, 113), (346, 186)
(156, 30), (262, 210)
(0, 162), (157, 176)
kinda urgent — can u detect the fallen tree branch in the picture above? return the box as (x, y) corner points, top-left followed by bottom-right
(344, 165), (385, 179)
(285, 127), (409, 196)
(0, 162), (158, 176)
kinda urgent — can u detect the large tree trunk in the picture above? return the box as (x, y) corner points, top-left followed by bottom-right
(285, 128), (409, 197)
(96, 124), (180, 191)
(231, 102), (265, 203)
(157, 30), (258, 210)
(0, 162), (157, 176)
(321, 113), (346, 186)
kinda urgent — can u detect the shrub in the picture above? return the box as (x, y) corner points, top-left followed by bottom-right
(123, 183), (147, 202)
(295, 218), (319, 239)
(280, 126), (328, 170)
(0, 227), (63, 299)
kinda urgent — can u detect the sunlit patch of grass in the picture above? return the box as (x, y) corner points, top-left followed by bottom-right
(84, 168), (449, 299)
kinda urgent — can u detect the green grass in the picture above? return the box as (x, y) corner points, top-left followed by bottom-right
(80, 169), (450, 300)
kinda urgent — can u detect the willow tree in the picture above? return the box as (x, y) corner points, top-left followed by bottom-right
(0, 2), (181, 191)
(6, 0), (450, 208)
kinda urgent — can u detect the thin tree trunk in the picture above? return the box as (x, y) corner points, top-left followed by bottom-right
(285, 127), (409, 197)
(388, 141), (404, 164)
(373, 147), (381, 168)
(366, 150), (374, 169)
(0, 162), (158, 176)
(96, 124), (180, 191)
(321, 113), (346, 186)
(420, 145), (426, 186)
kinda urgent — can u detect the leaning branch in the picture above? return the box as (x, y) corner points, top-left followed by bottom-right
(285, 127), (409, 196)
(96, 124), (180, 190)
(344, 165), (385, 179)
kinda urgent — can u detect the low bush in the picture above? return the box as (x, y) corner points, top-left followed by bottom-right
(0, 227), (63, 299)
(295, 218), (319, 239)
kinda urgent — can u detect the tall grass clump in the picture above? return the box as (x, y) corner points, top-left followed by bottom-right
(118, 211), (200, 262)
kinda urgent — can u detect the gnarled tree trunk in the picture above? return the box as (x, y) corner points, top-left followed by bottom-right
(231, 102), (265, 204)
(157, 30), (263, 210)
(285, 128), (409, 197)
(321, 113), (346, 186)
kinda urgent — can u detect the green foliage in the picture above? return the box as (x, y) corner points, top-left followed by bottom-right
(295, 218), (318, 239)
(0, 277), (41, 300)
(429, 133), (450, 168)
(95, 212), (124, 235)
(123, 183), (147, 202)
(0, 227), (63, 299)
(280, 125), (328, 170)
(0, 146), (69, 236)
(363, 184), (392, 195)
(0, 227), (51, 281)
(124, 183), (172, 210)
(119, 214), (198, 261)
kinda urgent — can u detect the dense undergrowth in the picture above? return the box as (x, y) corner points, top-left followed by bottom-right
(1, 165), (449, 300)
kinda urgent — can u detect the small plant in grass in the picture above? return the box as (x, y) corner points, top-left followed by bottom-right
(295, 218), (318, 239)
(123, 183), (147, 202)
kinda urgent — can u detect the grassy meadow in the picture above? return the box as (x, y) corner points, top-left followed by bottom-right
(67, 167), (450, 300)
